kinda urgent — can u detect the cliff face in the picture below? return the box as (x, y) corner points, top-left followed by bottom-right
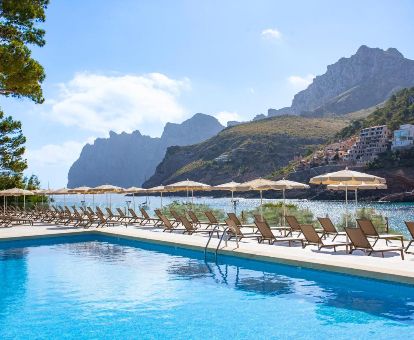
(268, 46), (414, 117)
(67, 113), (224, 188)
(143, 116), (348, 187)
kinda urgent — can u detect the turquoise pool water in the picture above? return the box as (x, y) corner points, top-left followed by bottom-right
(0, 235), (413, 339)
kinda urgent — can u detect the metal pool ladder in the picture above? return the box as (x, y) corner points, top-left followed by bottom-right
(204, 226), (239, 260)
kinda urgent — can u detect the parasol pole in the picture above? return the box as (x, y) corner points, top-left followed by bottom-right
(345, 185), (348, 228)
(160, 191), (163, 209)
(282, 188), (286, 227)
(23, 194), (26, 210)
(260, 190), (263, 218)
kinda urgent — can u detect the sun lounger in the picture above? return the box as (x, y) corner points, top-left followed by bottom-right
(141, 208), (161, 226)
(227, 212), (256, 230)
(224, 219), (258, 242)
(105, 208), (122, 222)
(188, 211), (208, 228)
(300, 224), (349, 251)
(356, 219), (404, 247)
(254, 219), (303, 246)
(169, 209), (182, 226)
(96, 211), (126, 228)
(179, 215), (220, 237)
(205, 211), (226, 229)
(128, 208), (145, 224)
(285, 216), (304, 237)
(404, 221), (414, 253)
(158, 214), (186, 233)
(345, 227), (404, 259)
(116, 208), (136, 224)
(253, 214), (290, 235)
(317, 217), (346, 240)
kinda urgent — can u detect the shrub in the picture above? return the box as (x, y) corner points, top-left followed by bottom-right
(245, 202), (315, 226)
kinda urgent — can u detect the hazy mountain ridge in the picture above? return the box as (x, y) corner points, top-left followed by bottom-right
(67, 113), (224, 188)
(266, 46), (414, 118)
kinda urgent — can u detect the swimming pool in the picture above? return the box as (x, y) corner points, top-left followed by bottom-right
(0, 235), (413, 339)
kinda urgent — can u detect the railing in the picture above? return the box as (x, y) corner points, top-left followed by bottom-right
(204, 225), (239, 260)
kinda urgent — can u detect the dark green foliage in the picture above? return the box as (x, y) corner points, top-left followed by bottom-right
(337, 87), (414, 139)
(367, 148), (414, 169)
(0, 109), (27, 175)
(0, 0), (49, 102)
(246, 202), (315, 226)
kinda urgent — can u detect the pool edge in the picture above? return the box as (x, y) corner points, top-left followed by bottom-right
(97, 229), (414, 286)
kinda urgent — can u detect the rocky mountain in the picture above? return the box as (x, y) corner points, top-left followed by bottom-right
(266, 46), (414, 118)
(337, 87), (414, 139)
(143, 115), (348, 187)
(67, 113), (224, 188)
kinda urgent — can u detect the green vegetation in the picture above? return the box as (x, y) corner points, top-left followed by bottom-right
(335, 207), (399, 234)
(160, 200), (226, 221)
(0, 0), (49, 191)
(337, 87), (414, 139)
(148, 115), (348, 186)
(367, 148), (414, 169)
(245, 202), (315, 226)
(0, 0), (49, 102)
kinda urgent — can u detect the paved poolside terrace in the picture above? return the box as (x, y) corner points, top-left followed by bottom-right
(1, 222), (413, 285)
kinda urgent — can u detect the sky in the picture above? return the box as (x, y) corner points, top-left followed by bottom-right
(1, 0), (413, 188)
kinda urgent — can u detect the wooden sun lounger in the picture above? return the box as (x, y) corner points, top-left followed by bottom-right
(169, 209), (182, 227)
(159, 214), (186, 233)
(317, 217), (346, 240)
(116, 208), (139, 224)
(253, 214), (290, 235)
(345, 227), (404, 260)
(225, 219), (258, 242)
(404, 221), (414, 253)
(188, 211), (210, 229)
(300, 224), (349, 251)
(356, 219), (404, 247)
(285, 216), (303, 237)
(179, 215), (219, 237)
(204, 211), (226, 229)
(128, 208), (145, 224)
(96, 211), (126, 228)
(227, 212), (256, 230)
(141, 208), (161, 226)
(254, 219), (303, 246)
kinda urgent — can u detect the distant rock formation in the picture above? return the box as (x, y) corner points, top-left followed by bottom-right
(67, 113), (224, 188)
(263, 46), (414, 118)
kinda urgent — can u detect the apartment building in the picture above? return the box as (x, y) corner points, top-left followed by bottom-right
(345, 125), (391, 164)
(391, 124), (414, 150)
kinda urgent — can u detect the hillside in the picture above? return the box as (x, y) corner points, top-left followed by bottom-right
(265, 46), (414, 118)
(67, 113), (224, 188)
(337, 87), (414, 139)
(143, 116), (348, 187)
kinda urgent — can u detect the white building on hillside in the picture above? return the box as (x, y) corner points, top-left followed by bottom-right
(392, 124), (414, 150)
(344, 125), (391, 164)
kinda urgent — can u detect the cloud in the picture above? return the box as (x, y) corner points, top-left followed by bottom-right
(25, 138), (95, 188)
(213, 111), (241, 125)
(261, 28), (282, 40)
(287, 74), (315, 90)
(45, 72), (191, 136)
(26, 138), (94, 167)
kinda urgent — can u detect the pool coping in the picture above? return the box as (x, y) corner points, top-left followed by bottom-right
(1, 227), (413, 286)
(96, 229), (414, 286)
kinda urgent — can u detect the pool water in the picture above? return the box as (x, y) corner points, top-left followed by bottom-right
(0, 235), (413, 339)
